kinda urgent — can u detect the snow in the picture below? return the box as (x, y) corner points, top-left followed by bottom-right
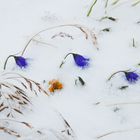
(1, 0), (140, 140)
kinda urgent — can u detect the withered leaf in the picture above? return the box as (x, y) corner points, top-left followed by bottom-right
(13, 108), (23, 114)
(21, 122), (33, 128)
(21, 82), (27, 89)
(22, 96), (30, 103)
(0, 102), (4, 108)
(0, 106), (8, 112)
(12, 95), (20, 100)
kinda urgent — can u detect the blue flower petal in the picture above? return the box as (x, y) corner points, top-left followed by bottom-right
(14, 56), (28, 68)
(125, 72), (139, 83)
(72, 53), (90, 68)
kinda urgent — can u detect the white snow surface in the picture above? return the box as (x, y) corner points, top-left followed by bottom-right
(1, 0), (140, 140)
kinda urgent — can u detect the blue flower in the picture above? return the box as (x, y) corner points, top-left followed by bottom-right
(4, 55), (28, 70)
(124, 72), (139, 83)
(60, 53), (90, 68)
(72, 53), (90, 68)
(108, 70), (139, 84)
(14, 56), (28, 68)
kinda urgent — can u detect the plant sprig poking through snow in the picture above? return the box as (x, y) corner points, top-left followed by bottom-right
(75, 76), (85, 86)
(54, 110), (77, 140)
(99, 16), (117, 22)
(87, 0), (120, 17)
(87, 0), (97, 17)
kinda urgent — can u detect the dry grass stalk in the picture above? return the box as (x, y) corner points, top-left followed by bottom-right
(21, 24), (98, 56)
(94, 101), (140, 107)
(0, 126), (20, 137)
(0, 72), (49, 117)
(0, 119), (33, 138)
(55, 111), (76, 139)
(51, 32), (74, 40)
(96, 127), (140, 139)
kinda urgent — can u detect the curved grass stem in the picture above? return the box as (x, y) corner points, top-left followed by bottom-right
(97, 128), (140, 139)
(3, 55), (15, 70)
(59, 53), (73, 68)
(21, 24), (90, 56)
(107, 70), (126, 81)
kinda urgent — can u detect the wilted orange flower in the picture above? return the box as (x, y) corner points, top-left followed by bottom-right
(48, 79), (63, 92)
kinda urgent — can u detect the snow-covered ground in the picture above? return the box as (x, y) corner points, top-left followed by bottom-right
(1, 0), (140, 140)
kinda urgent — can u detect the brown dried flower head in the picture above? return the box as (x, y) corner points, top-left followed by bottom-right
(48, 79), (63, 92)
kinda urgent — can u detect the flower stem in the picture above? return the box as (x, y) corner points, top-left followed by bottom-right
(107, 70), (126, 81)
(59, 53), (73, 68)
(3, 55), (15, 70)
(64, 53), (73, 59)
(87, 0), (98, 17)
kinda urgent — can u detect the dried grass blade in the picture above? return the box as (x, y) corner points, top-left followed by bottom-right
(13, 108), (23, 115)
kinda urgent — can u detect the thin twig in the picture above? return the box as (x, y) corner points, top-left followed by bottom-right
(3, 51), (22, 70)
(94, 100), (140, 107)
(106, 101), (140, 106)
(3, 55), (15, 70)
(132, 38), (136, 47)
(96, 128), (140, 139)
(99, 16), (117, 22)
(107, 70), (126, 81)
(59, 53), (73, 68)
(53, 109), (76, 138)
(32, 39), (57, 48)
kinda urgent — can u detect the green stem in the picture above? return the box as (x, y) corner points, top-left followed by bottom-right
(105, 0), (109, 8)
(3, 55), (15, 70)
(132, 0), (140, 6)
(111, 0), (120, 5)
(87, 0), (98, 17)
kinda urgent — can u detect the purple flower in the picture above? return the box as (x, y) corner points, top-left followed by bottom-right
(72, 53), (90, 68)
(4, 55), (28, 70)
(14, 56), (28, 68)
(124, 72), (139, 83)
(108, 70), (139, 84)
(60, 53), (90, 68)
